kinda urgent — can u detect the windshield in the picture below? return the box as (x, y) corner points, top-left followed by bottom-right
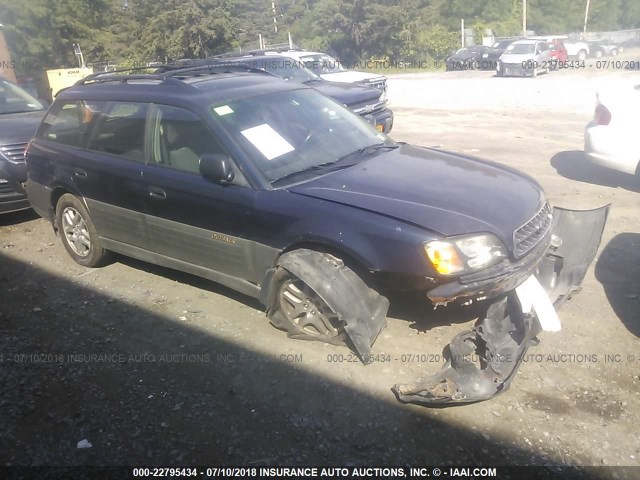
(506, 43), (535, 54)
(256, 58), (321, 83)
(299, 54), (347, 74)
(211, 89), (394, 185)
(493, 40), (513, 49)
(0, 79), (44, 114)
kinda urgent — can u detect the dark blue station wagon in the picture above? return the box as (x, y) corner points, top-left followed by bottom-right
(25, 66), (608, 405)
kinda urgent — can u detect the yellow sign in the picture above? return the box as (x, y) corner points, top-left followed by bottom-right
(46, 67), (93, 98)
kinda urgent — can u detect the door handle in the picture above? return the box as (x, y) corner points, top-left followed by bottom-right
(148, 186), (167, 199)
(73, 169), (87, 178)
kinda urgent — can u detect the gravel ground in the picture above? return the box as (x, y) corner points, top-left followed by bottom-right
(0, 51), (639, 477)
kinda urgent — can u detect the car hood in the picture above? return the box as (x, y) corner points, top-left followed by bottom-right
(0, 110), (46, 145)
(288, 144), (545, 251)
(500, 53), (535, 63)
(447, 53), (477, 61)
(306, 80), (381, 106)
(319, 71), (383, 83)
(485, 49), (504, 60)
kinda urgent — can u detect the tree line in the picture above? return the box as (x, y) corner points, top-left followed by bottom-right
(1, 0), (639, 77)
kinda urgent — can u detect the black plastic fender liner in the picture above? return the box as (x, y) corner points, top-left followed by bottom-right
(262, 249), (389, 364)
(392, 293), (541, 405)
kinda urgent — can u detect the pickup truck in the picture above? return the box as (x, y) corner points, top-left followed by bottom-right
(564, 40), (590, 61)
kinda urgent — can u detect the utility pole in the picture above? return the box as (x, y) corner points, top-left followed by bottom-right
(0, 22), (17, 83)
(522, 0), (527, 36)
(583, 0), (591, 36)
(461, 19), (464, 48)
(272, 2), (278, 34)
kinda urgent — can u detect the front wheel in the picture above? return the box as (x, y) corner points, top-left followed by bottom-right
(269, 264), (347, 345)
(578, 50), (587, 61)
(55, 194), (109, 267)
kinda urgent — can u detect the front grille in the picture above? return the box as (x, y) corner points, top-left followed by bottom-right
(365, 79), (387, 92)
(0, 180), (16, 195)
(513, 202), (553, 258)
(351, 100), (386, 115)
(0, 143), (28, 164)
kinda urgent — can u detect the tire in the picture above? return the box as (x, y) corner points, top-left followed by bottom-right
(578, 50), (587, 61)
(268, 253), (351, 346)
(594, 50), (603, 58)
(55, 193), (109, 268)
(611, 49), (618, 57)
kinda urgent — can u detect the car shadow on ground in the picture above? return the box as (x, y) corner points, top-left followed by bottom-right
(386, 290), (488, 331)
(550, 151), (640, 193)
(595, 233), (640, 337)
(0, 208), (40, 227)
(116, 254), (483, 335)
(0, 252), (583, 471)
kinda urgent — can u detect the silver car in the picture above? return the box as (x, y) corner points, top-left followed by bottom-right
(497, 40), (551, 77)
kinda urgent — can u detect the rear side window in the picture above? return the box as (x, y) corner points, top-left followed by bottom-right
(87, 101), (149, 162)
(37, 101), (84, 147)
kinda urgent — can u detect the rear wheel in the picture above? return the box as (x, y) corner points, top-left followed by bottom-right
(55, 194), (109, 267)
(578, 50), (587, 61)
(594, 50), (603, 58)
(611, 49), (618, 57)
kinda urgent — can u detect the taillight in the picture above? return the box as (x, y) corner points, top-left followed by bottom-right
(594, 103), (611, 126)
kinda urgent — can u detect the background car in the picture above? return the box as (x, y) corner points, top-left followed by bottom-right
(588, 40), (620, 58)
(483, 38), (519, 66)
(216, 48), (388, 100)
(445, 46), (491, 71)
(281, 50), (387, 100)
(584, 80), (640, 178)
(0, 77), (47, 214)
(163, 57), (393, 133)
(498, 40), (551, 77)
(548, 39), (569, 67)
(564, 40), (590, 60)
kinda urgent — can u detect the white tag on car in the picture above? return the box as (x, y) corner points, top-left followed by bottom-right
(515, 274), (561, 332)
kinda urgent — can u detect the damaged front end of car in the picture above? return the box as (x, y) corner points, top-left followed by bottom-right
(392, 205), (610, 405)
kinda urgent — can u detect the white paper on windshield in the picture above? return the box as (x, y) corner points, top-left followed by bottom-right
(214, 105), (234, 116)
(241, 124), (294, 160)
(515, 274), (561, 332)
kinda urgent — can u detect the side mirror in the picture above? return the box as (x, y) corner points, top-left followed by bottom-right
(199, 154), (235, 184)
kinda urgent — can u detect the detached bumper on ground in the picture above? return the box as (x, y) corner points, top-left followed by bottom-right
(392, 205), (609, 405)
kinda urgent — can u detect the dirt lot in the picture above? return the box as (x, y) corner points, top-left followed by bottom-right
(1, 54), (639, 477)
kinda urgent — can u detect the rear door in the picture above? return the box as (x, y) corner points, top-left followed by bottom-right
(78, 100), (150, 248)
(140, 103), (262, 282)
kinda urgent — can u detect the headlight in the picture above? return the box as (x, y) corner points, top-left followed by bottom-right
(424, 234), (507, 276)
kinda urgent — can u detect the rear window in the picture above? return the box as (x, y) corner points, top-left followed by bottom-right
(86, 101), (148, 162)
(36, 101), (84, 147)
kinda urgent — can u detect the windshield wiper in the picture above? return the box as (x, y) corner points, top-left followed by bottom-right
(271, 160), (351, 186)
(271, 143), (399, 187)
(335, 143), (399, 163)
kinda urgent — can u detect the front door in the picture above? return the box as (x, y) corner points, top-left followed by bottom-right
(141, 103), (261, 282)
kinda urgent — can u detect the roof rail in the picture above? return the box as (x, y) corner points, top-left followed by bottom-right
(155, 62), (274, 78)
(72, 62), (274, 88)
(77, 66), (160, 85)
(214, 44), (305, 59)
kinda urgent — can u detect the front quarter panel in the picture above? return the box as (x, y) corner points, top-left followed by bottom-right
(250, 189), (439, 277)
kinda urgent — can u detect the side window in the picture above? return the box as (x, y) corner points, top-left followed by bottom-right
(87, 101), (148, 162)
(150, 104), (226, 175)
(37, 101), (84, 147)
